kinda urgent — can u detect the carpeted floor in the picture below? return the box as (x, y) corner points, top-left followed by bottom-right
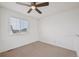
(0, 41), (77, 57)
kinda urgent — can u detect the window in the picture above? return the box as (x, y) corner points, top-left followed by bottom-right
(9, 17), (29, 34)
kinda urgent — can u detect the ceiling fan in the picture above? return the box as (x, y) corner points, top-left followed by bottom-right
(16, 2), (49, 14)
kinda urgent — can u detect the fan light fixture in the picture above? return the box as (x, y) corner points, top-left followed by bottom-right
(31, 6), (36, 10)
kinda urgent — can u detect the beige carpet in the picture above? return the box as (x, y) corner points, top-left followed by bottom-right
(0, 41), (77, 57)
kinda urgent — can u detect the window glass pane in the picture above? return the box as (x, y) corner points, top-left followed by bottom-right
(9, 17), (28, 34)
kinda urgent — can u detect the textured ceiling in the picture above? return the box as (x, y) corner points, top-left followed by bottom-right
(0, 2), (79, 19)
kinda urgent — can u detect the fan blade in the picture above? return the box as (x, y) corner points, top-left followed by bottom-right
(35, 8), (42, 14)
(16, 2), (31, 7)
(27, 8), (32, 13)
(36, 2), (49, 7)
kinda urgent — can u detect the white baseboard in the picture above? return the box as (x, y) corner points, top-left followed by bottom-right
(39, 39), (75, 51)
(0, 40), (37, 53)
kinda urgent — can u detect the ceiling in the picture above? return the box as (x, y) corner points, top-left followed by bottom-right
(0, 2), (79, 19)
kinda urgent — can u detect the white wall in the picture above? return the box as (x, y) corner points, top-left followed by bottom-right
(39, 8), (79, 52)
(0, 8), (1, 39)
(0, 8), (39, 52)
